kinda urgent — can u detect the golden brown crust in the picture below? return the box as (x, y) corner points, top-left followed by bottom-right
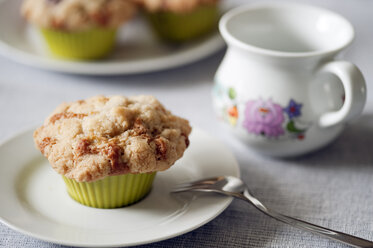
(22, 0), (137, 31)
(33, 95), (191, 182)
(134, 0), (219, 13)
(50, 112), (87, 124)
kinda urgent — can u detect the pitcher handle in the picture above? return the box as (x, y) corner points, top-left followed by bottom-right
(318, 61), (366, 128)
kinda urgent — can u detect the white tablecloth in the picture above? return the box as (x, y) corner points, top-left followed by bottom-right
(1, 0), (373, 247)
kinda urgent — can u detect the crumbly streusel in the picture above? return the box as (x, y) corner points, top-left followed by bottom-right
(22, 0), (136, 31)
(33, 95), (191, 182)
(134, 0), (219, 13)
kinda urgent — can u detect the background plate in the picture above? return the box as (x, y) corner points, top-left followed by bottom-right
(0, 0), (225, 75)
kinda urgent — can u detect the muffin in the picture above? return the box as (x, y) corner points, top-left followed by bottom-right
(22, 0), (136, 60)
(135, 0), (220, 42)
(33, 95), (191, 208)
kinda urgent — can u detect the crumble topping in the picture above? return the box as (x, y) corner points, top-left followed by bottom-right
(22, 0), (137, 31)
(33, 95), (191, 182)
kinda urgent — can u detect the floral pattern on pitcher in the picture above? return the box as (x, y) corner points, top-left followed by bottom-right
(213, 83), (310, 140)
(282, 99), (308, 140)
(243, 98), (285, 137)
(226, 88), (239, 126)
(243, 98), (309, 140)
(213, 84), (239, 126)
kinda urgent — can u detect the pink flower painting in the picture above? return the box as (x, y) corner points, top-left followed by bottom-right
(243, 98), (285, 137)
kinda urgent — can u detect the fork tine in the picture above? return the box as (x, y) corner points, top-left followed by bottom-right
(174, 176), (224, 188)
(170, 185), (213, 193)
(170, 187), (195, 193)
(171, 184), (207, 191)
(171, 176), (226, 193)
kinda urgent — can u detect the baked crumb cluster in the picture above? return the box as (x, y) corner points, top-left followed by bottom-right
(22, 0), (136, 31)
(134, 0), (220, 13)
(34, 95), (191, 182)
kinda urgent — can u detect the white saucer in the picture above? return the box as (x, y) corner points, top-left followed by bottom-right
(0, 0), (225, 75)
(0, 127), (240, 247)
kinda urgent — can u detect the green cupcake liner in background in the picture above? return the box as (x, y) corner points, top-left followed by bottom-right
(63, 172), (156, 209)
(41, 28), (117, 60)
(146, 5), (219, 43)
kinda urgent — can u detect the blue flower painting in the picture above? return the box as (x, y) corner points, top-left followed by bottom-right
(283, 99), (302, 119)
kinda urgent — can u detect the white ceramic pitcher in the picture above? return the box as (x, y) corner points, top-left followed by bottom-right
(213, 3), (366, 156)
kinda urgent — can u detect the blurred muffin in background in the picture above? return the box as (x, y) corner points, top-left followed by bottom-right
(22, 0), (137, 60)
(135, 0), (220, 43)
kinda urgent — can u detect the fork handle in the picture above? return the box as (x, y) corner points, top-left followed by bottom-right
(241, 190), (373, 248)
(270, 212), (373, 248)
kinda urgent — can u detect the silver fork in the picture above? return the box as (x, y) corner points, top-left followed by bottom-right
(171, 176), (373, 248)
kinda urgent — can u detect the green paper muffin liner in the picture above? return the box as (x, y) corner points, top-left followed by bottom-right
(62, 172), (156, 208)
(40, 28), (117, 60)
(146, 5), (219, 42)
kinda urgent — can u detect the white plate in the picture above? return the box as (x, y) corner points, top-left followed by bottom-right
(0, 0), (225, 75)
(0, 127), (240, 247)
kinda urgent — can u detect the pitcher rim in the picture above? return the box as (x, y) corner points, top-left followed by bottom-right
(219, 2), (355, 58)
